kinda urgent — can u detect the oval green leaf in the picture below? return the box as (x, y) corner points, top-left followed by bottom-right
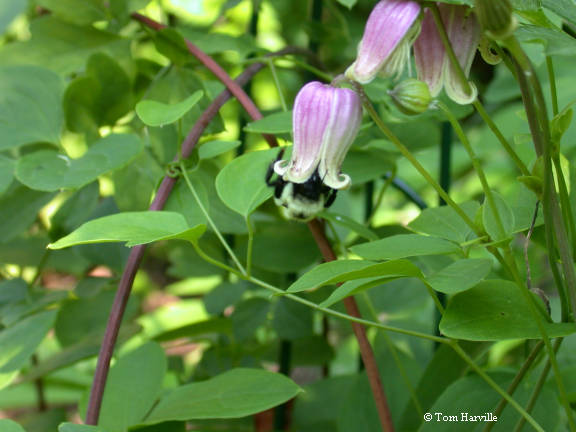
(48, 211), (206, 249)
(215, 148), (278, 217)
(243, 111), (292, 134)
(287, 259), (422, 293)
(0, 65), (63, 149)
(0, 310), (57, 390)
(143, 368), (301, 424)
(440, 280), (576, 340)
(15, 134), (142, 191)
(99, 342), (167, 432)
(136, 90), (204, 127)
(350, 234), (461, 260)
(427, 259), (492, 294)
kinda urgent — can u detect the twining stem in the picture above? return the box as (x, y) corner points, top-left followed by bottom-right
(513, 338), (564, 432)
(472, 100), (531, 176)
(503, 37), (576, 430)
(85, 61), (270, 425)
(361, 97), (478, 235)
(248, 276), (446, 343)
(178, 161), (247, 276)
(246, 216), (255, 276)
(546, 56), (559, 116)
(268, 58), (288, 112)
(505, 37), (576, 320)
(132, 14), (393, 432)
(359, 292), (425, 418)
(438, 102), (507, 240)
(450, 343), (544, 432)
(428, 3), (530, 177)
(482, 341), (544, 432)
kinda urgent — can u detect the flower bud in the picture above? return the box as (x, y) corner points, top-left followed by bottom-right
(389, 78), (431, 115)
(345, 0), (421, 84)
(474, 0), (517, 39)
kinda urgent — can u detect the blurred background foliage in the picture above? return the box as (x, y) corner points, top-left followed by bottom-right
(1, 0), (576, 431)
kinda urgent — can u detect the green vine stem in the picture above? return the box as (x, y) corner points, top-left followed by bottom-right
(450, 342), (544, 432)
(178, 161), (247, 276)
(428, 3), (530, 177)
(482, 341), (544, 432)
(502, 37), (576, 431)
(361, 95), (478, 235)
(504, 37), (576, 321)
(513, 338), (564, 432)
(545, 56), (559, 116)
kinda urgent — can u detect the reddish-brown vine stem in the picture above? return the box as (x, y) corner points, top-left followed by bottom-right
(86, 14), (393, 432)
(85, 62), (267, 425)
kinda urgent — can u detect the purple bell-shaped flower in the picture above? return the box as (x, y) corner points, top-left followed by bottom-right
(267, 81), (362, 221)
(345, 0), (422, 84)
(414, 4), (481, 104)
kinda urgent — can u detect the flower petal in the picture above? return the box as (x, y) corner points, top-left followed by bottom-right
(318, 87), (363, 190)
(414, 8), (445, 97)
(280, 82), (333, 183)
(346, 0), (421, 84)
(443, 5), (480, 104)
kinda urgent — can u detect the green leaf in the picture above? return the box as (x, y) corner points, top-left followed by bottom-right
(516, 25), (576, 56)
(399, 342), (487, 431)
(320, 212), (378, 241)
(0, 66), (63, 149)
(427, 259), (492, 294)
(143, 368), (301, 424)
(0, 17), (127, 75)
(341, 145), (396, 185)
(165, 162), (247, 235)
(63, 53), (133, 134)
(153, 28), (192, 66)
(246, 221), (320, 272)
(287, 259), (422, 293)
(16, 134), (142, 191)
(0, 0), (27, 33)
(49, 211), (206, 249)
(0, 419), (27, 432)
(216, 148), (278, 217)
(350, 234), (460, 261)
(99, 342), (167, 432)
(440, 280), (576, 340)
(0, 310), (57, 390)
(273, 298), (314, 340)
(36, 0), (106, 25)
(482, 191), (515, 241)
(335, 0), (357, 8)
(136, 90), (204, 127)
(543, 0), (576, 27)
(59, 424), (103, 432)
(231, 298), (270, 341)
(422, 373), (559, 431)
(50, 182), (100, 240)
(0, 186), (55, 243)
(243, 111), (292, 134)
(54, 290), (139, 347)
(198, 140), (241, 160)
(0, 156), (14, 195)
(408, 201), (479, 243)
(287, 260), (375, 293)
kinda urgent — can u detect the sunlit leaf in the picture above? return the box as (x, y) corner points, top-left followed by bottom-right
(49, 211), (206, 249)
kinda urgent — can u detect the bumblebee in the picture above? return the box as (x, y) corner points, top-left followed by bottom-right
(265, 150), (337, 221)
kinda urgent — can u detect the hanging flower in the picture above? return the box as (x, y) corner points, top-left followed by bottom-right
(345, 0), (422, 84)
(267, 81), (362, 221)
(414, 4), (481, 105)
